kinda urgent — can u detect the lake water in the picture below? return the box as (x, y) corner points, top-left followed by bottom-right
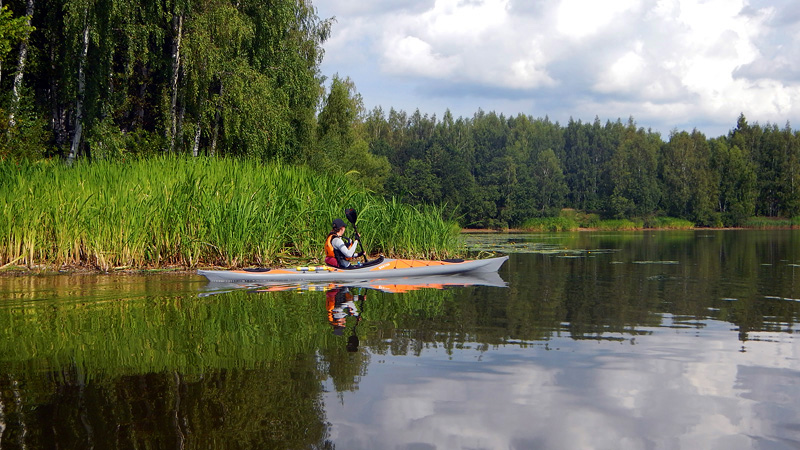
(0, 230), (798, 449)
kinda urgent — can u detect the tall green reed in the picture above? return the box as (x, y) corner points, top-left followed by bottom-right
(0, 157), (461, 269)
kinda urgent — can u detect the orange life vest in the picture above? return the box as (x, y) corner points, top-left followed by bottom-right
(325, 234), (353, 267)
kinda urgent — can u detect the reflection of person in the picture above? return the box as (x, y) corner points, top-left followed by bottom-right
(326, 287), (365, 352)
(324, 218), (362, 268)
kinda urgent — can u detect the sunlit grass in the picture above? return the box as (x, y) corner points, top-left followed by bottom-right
(742, 217), (795, 229)
(643, 217), (695, 230)
(0, 157), (461, 270)
(520, 216), (579, 232)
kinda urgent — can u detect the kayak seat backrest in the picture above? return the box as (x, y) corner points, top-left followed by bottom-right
(339, 255), (385, 270)
(242, 268), (272, 272)
(442, 258), (465, 263)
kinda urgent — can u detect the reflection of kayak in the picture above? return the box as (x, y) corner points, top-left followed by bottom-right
(199, 271), (508, 296)
(198, 255), (508, 283)
(346, 271), (507, 293)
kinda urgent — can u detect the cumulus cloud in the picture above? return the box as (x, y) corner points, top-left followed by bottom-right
(323, 325), (800, 449)
(316, 0), (800, 137)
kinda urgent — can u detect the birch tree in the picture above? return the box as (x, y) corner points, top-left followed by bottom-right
(7, 0), (32, 127)
(0, 4), (33, 94)
(66, 6), (89, 164)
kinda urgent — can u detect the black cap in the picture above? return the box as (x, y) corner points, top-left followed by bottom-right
(332, 218), (346, 229)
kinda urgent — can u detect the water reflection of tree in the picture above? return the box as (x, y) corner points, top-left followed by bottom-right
(0, 359), (333, 449)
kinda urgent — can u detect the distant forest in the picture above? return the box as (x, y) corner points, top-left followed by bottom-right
(1, 0), (797, 228)
(362, 109), (795, 228)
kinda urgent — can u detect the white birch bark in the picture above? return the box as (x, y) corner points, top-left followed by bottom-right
(192, 120), (201, 157)
(168, 12), (183, 152)
(8, 0), (34, 128)
(67, 12), (90, 165)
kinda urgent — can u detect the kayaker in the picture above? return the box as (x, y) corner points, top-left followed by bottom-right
(325, 218), (362, 268)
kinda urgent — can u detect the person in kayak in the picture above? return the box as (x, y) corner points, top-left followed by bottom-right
(325, 218), (362, 268)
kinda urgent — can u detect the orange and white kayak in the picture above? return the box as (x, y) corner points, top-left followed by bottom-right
(197, 271), (508, 297)
(198, 255), (508, 283)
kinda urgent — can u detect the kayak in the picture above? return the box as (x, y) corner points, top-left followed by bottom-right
(198, 255), (508, 283)
(198, 271), (507, 296)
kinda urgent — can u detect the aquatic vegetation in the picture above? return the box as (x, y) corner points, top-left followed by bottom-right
(644, 217), (695, 229)
(520, 216), (579, 232)
(743, 217), (797, 229)
(0, 157), (461, 270)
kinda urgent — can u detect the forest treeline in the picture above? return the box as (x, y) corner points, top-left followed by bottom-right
(364, 110), (799, 228)
(1, 0), (798, 228)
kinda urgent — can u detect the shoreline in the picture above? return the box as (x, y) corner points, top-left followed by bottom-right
(460, 226), (800, 233)
(3, 227), (798, 276)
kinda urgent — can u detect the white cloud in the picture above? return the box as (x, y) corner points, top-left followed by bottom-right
(316, 0), (800, 137)
(383, 35), (461, 78)
(377, 0), (557, 89)
(556, 0), (640, 39)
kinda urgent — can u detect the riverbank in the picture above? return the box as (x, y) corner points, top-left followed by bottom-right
(463, 225), (797, 233)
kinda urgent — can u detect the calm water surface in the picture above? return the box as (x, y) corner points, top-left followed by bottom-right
(0, 230), (798, 449)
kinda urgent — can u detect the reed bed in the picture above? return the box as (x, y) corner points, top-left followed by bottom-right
(742, 217), (798, 229)
(520, 216), (579, 232)
(520, 211), (693, 231)
(642, 217), (695, 229)
(0, 157), (461, 270)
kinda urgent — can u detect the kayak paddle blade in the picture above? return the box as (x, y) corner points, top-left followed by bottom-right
(345, 208), (358, 225)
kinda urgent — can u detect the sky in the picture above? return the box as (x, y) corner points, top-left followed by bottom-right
(315, 0), (800, 138)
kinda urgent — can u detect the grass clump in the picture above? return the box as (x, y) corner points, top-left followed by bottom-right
(592, 219), (644, 231)
(0, 157), (461, 270)
(742, 217), (794, 229)
(520, 216), (578, 232)
(643, 217), (695, 229)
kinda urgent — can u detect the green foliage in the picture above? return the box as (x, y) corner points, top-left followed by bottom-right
(0, 156), (461, 270)
(607, 120), (661, 217)
(86, 118), (166, 159)
(660, 130), (715, 224)
(741, 217), (794, 229)
(308, 75), (391, 190)
(643, 216), (695, 229)
(521, 216), (578, 232)
(6, 0), (329, 160)
(0, 107), (51, 160)
(710, 138), (757, 226)
(592, 219), (644, 231)
(0, 5), (33, 60)
(369, 111), (800, 229)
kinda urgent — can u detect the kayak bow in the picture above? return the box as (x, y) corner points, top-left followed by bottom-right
(198, 255), (509, 283)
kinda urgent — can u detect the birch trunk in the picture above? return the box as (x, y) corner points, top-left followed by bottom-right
(210, 84), (222, 157)
(9, 0), (35, 128)
(192, 120), (201, 156)
(210, 111), (219, 157)
(168, 12), (183, 152)
(67, 12), (90, 164)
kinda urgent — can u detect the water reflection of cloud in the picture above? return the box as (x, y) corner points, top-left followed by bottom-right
(324, 321), (800, 449)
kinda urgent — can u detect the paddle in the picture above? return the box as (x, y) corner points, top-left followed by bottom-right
(344, 208), (368, 263)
